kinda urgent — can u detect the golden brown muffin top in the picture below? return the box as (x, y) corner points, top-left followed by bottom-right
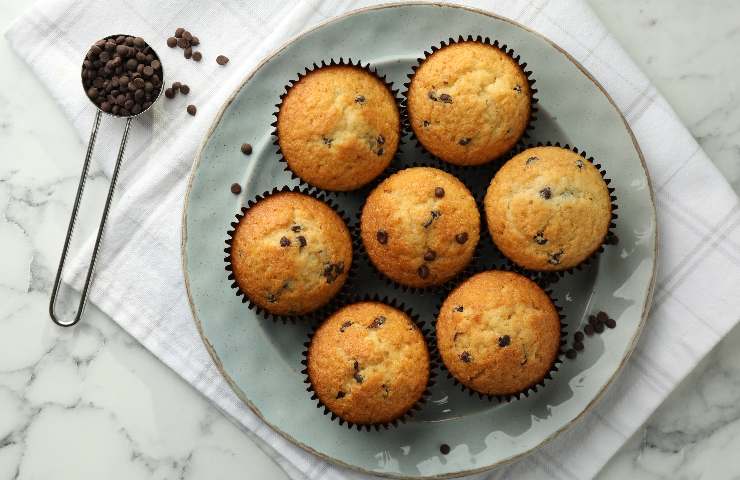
(229, 192), (352, 315)
(360, 167), (480, 288)
(276, 65), (400, 191)
(484, 146), (612, 271)
(407, 41), (531, 166)
(436, 270), (561, 396)
(307, 302), (430, 425)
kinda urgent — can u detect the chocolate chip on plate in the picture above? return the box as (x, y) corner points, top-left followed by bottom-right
(216, 55), (229, 65)
(192, 51), (202, 62)
(187, 104), (197, 115)
(230, 183), (241, 194)
(241, 143), (253, 155)
(180, 84), (190, 95)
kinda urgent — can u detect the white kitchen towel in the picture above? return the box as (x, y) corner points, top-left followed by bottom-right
(7, 0), (740, 479)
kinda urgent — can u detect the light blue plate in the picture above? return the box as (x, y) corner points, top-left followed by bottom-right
(182, 3), (657, 478)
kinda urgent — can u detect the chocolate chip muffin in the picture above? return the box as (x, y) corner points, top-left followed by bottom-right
(228, 191), (352, 316)
(436, 270), (561, 396)
(306, 301), (430, 425)
(484, 146), (612, 271)
(276, 63), (400, 191)
(360, 167), (479, 288)
(406, 39), (532, 166)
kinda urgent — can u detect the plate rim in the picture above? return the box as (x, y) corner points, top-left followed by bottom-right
(180, 2), (659, 478)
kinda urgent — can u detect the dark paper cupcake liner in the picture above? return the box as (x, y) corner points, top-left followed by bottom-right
(271, 58), (405, 194)
(431, 266), (567, 403)
(223, 185), (359, 324)
(401, 35), (539, 171)
(300, 295), (438, 431)
(355, 164), (483, 295)
(487, 141), (619, 281)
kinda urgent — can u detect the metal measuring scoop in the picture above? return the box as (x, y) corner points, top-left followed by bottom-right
(49, 34), (164, 327)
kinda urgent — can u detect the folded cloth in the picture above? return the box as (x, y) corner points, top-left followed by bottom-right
(7, 0), (740, 478)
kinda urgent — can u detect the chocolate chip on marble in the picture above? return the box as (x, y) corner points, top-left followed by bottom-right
(230, 183), (241, 194)
(177, 37), (190, 49)
(279, 236), (291, 247)
(438, 93), (452, 103)
(548, 250), (563, 265)
(354, 95), (365, 104)
(192, 51), (202, 62)
(167, 37), (177, 48)
(459, 351), (472, 363)
(340, 321), (353, 333)
(424, 250), (437, 262)
(175, 27), (185, 38)
(455, 232), (469, 244)
(376, 230), (388, 244)
(368, 316), (386, 329)
(533, 231), (547, 245)
(216, 55), (229, 65)
(539, 186), (552, 199)
(180, 84), (190, 95)
(241, 143), (253, 155)
(191, 36), (200, 46)
(187, 104), (197, 116)
(417, 264), (430, 279)
(458, 137), (471, 146)
(498, 335), (511, 347)
(336, 391), (345, 399)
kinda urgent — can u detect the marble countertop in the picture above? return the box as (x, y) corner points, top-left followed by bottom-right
(1, 1), (738, 479)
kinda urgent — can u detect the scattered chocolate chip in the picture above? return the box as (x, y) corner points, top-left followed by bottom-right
(422, 120), (431, 127)
(376, 147), (384, 156)
(241, 143), (252, 155)
(455, 232), (469, 244)
(279, 236), (291, 247)
(376, 230), (388, 244)
(180, 84), (190, 95)
(166, 37), (177, 48)
(382, 384), (390, 398)
(336, 391), (345, 399)
(533, 231), (547, 245)
(377, 135), (385, 145)
(513, 84), (522, 93)
(574, 331), (584, 342)
(574, 341), (584, 351)
(526, 156), (538, 165)
(498, 335), (511, 347)
(453, 305), (464, 312)
(354, 373), (363, 383)
(175, 27), (185, 38)
(369, 316), (386, 329)
(440, 444), (451, 455)
(297, 236), (307, 249)
(439, 93), (452, 103)
(354, 95), (365, 104)
(588, 315), (597, 326)
(539, 187), (552, 199)
(417, 265), (430, 279)
(182, 31), (192, 42)
(459, 351), (472, 363)
(322, 136), (332, 146)
(192, 51), (202, 62)
(187, 104), (197, 116)
(606, 318), (617, 329)
(576, 159), (584, 169)
(434, 187), (445, 198)
(191, 36), (200, 46)
(230, 183), (241, 194)
(565, 349), (577, 359)
(424, 250), (437, 261)
(340, 321), (352, 332)
(548, 250), (563, 265)
(290, 225), (301, 233)
(458, 137), (471, 146)
(173, 81), (181, 92)
(216, 55), (229, 65)
(322, 262), (345, 284)
(594, 322), (605, 334)
(183, 47), (193, 59)
(422, 210), (441, 228)
(353, 360), (360, 371)
(177, 37), (190, 49)
(597, 311), (609, 324)
(584, 324), (595, 336)
(427, 91), (437, 101)
(266, 293), (277, 303)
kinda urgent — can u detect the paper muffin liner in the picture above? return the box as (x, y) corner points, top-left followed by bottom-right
(271, 58), (405, 194)
(485, 141), (619, 284)
(355, 163), (483, 295)
(300, 295), (438, 431)
(432, 265), (567, 403)
(223, 185), (359, 324)
(401, 35), (539, 172)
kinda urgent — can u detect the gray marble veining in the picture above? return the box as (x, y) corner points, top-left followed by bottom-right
(0, 0), (738, 479)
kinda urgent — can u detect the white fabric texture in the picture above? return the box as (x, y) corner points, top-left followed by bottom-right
(7, 0), (740, 478)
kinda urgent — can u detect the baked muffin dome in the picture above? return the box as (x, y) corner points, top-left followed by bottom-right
(406, 40), (531, 166)
(360, 167), (480, 288)
(228, 192), (352, 315)
(276, 64), (400, 191)
(436, 270), (561, 396)
(484, 146), (612, 271)
(306, 301), (430, 425)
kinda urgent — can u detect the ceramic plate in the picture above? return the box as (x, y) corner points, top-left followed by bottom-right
(182, 3), (657, 478)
